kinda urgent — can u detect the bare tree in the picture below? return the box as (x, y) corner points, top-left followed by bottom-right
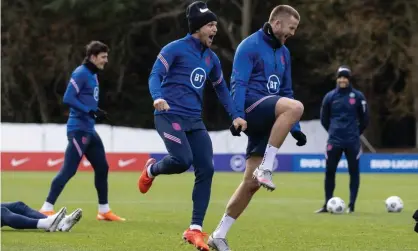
(297, 0), (416, 147)
(214, 0), (257, 62)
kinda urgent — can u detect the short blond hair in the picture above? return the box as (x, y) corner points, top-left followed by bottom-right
(269, 5), (300, 22)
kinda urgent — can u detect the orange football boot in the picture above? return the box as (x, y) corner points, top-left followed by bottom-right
(96, 211), (125, 221)
(138, 158), (156, 194)
(183, 228), (209, 251)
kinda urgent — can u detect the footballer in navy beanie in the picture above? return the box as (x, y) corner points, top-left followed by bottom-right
(336, 65), (352, 88)
(336, 65), (352, 79)
(186, 1), (218, 47)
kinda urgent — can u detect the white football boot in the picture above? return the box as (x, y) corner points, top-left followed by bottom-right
(58, 208), (83, 232)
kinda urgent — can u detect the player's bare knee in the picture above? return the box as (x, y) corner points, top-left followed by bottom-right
(291, 100), (304, 119)
(275, 98), (304, 120)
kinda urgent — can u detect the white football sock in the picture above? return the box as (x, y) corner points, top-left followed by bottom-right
(213, 214), (235, 238)
(147, 165), (154, 178)
(99, 204), (110, 213)
(189, 224), (202, 231)
(37, 218), (51, 229)
(41, 202), (54, 211)
(259, 144), (278, 171)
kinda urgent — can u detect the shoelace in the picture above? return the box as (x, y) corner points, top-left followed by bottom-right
(261, 170), (273, 179)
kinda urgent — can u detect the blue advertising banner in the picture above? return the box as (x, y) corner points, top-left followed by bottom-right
(360, 154), (418, 173)
(149, 153), (418, 173)
(214, 154), (293, 172)
(292, 154), (349, 172)
(149, 153), (292, 172)
(288, 153), (418, 173)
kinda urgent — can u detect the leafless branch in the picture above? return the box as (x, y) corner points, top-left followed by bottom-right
(25, 69), (50, 122)
(116, 65), (126, 93)
(211, 45), (234, 62)
(230, 0), (242, 12)
(131, 8), (184, 31)
(218, 17), (239, 49)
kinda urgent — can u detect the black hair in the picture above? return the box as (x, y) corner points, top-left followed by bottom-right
(85, 41), (109, 58)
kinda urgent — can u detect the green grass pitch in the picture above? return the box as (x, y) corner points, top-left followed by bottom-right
(1, 172), (418, 251)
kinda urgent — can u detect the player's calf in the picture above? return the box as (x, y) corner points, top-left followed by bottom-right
(225, 158), (261, 218)
(211, 159), (260, 249)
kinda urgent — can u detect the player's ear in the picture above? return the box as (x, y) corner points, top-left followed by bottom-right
(272, 19), (281, 29)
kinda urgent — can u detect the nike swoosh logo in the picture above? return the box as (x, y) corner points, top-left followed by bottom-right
(10, 158), (30, 167)
(118, 158), (137, 168)
(47, 158), (64, 167)
(199, 8), (208, 13)
(82, 159), (91, 167)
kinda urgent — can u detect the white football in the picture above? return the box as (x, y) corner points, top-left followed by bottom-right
(385, 196), (404, 212)
(326, 197), (346, 214)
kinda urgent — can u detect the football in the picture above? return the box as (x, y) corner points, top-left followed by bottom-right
(385, 196), (404, 212)
(326, 197), (346, 214)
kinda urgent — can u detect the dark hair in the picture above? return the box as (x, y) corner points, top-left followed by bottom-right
(85, 41), (109, 58)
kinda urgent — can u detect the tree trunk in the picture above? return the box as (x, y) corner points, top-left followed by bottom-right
(364, 99), (382, 149)
(241, 0), (252, 40)
(410, 34), (418, 148)
(362, 80), (382, 149)
(415, 97), (418, 148)
(27, 71), (50, 123)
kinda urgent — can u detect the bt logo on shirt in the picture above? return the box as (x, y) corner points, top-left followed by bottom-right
(190, 67), (207, 89)
(94, 87), (99, 101)
(267, 74), (280, 94)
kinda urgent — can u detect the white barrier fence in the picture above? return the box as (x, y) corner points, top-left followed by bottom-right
(0, 121), (329, 153)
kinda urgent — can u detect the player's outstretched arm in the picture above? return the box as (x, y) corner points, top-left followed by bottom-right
(63, 73), (90, 113)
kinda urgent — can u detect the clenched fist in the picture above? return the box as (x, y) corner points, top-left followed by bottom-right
(153, 99), (170, 111)
(233, 117), (247, 132)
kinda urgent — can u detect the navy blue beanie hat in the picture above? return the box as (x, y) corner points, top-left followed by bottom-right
(186, 1), (217, 33)
(336, 65), (352, 79)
